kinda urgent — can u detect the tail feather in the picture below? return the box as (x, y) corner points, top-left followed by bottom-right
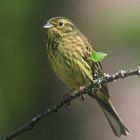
(96, 97), (130, 137)
(91, 62), (130, 136)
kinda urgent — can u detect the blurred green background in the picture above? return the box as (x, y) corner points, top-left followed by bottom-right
(0, 0), (140, 140)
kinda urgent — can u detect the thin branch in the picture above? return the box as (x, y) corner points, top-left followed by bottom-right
(1, 67), (140, 140)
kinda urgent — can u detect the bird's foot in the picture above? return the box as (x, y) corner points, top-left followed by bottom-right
(79, 86), (85, 101)
(61, 89), (75, 110)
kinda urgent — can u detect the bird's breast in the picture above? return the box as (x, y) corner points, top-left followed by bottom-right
(47, 36), (93, 89)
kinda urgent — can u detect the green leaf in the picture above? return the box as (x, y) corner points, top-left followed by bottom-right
(88, 50), (108, 62)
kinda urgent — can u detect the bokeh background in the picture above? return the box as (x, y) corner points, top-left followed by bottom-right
(0, 0), (140, 140)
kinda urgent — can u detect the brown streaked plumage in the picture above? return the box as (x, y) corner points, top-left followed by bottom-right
(44, 17), (130, 137)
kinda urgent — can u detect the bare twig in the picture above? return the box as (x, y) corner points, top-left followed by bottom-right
(1, 67), (140, 140)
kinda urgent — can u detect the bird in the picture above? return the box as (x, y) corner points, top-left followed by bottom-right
(43, 16), (130, 137)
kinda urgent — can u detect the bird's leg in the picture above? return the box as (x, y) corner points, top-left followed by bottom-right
(79, 86), (86, 101)
(61, 89), (75, 109)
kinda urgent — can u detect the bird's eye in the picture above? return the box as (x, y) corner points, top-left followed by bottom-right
(58, 22), (64, 26)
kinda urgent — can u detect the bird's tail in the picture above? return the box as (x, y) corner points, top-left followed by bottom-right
(94, 94), (130, 137)
(90, 62), (130, 136)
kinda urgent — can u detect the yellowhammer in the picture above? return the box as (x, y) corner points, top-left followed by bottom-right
(43, 16), (130, 137)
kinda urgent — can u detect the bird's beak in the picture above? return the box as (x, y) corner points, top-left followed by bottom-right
(43, 21), (53, 29)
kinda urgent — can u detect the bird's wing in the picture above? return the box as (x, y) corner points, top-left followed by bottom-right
(78, 32), (109, 98)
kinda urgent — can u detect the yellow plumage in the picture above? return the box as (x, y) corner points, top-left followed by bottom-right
(44, 17), (130, 136)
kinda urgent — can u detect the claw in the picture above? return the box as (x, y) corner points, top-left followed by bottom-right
(61, 89), (75, 110)
(79, 86), (85, 101)
(61, 94), (71, 110)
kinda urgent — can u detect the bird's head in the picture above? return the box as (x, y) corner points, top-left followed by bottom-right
(43, 17), (77, 38)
